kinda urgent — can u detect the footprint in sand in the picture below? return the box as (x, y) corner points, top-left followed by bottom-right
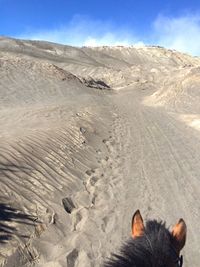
(73, 211), (82, 231)
(85, 169), (95, 176)
(102, 138), (115, 153)
(62, 196), (84, 231)
(62, 197), (76, 214)
(101, 215), (116, 233)
(90, 176), (99, 186)
(66, 249), (79, 267)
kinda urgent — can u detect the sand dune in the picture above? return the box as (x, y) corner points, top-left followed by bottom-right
(0, 37), (200, 266)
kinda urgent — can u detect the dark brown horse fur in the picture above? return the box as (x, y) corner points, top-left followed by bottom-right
(104, 211), (186, 267)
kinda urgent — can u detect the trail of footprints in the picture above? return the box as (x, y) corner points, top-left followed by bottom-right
(0, 105), (130, 266)
(65, 110), (131, 266)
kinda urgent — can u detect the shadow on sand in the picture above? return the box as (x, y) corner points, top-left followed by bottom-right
(0, 160), (41, 244)
(0, 203), (37, 244)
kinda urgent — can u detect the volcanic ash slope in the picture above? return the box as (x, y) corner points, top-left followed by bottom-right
(0, 37), (200, 267)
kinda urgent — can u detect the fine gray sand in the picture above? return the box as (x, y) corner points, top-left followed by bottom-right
(0, 37), (200, 267)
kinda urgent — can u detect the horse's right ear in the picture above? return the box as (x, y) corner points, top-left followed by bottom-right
(131, 210), (145, 238)
(171, 218), (187, 252)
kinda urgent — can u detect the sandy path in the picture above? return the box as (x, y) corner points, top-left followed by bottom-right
(107, 88), (200, 267)
(1, 87), (199, 267)
(50, 86), (200, 267)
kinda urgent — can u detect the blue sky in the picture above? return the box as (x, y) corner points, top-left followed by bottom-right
(1, 0), (200, 55)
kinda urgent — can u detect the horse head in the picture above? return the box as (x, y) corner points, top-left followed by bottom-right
(104, 210), (186, 267)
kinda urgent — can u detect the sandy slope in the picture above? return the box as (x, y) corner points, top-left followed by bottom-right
(0, 37), (200, 266)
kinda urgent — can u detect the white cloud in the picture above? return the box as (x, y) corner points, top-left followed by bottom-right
(19, 15), (141, 47)
(18, 13), (200, 56)
(84, 34), (135, 47)
(152, 13), (200, 56)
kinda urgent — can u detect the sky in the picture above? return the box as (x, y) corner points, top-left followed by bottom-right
(1, 0), (200, 55)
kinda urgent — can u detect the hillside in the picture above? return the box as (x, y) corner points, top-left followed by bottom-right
(0, 37), (200, 267)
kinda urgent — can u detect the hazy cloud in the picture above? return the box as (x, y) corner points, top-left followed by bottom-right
(153, 13), (200, 55)
(19, 15), (142, 47)
(18, 13), (200, 55)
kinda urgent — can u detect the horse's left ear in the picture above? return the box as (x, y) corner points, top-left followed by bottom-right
(171, 218), (187, 252)
(131, 210), (145, 238)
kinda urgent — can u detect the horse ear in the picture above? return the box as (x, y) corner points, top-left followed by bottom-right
(131, 210), (145, 238)
(171, 219), (187, 252)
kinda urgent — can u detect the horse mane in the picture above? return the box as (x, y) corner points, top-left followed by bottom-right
(104, 220), (173, 267)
